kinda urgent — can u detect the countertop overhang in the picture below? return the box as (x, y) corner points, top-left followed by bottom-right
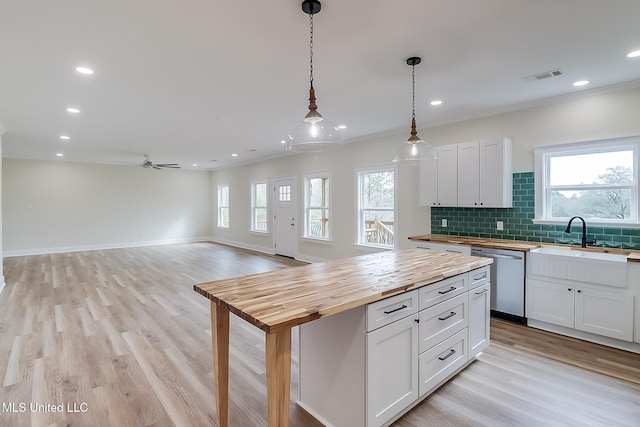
(194, 249), (492, 334)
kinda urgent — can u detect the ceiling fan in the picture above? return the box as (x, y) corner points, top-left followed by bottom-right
(141, 155), (180, 170)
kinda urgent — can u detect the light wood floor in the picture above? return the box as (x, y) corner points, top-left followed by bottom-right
(1, 242), (639, 426)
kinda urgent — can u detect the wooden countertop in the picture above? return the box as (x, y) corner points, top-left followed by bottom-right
(409, 234), (540, 251)
(409, 234), (640, 262)
(194, 249), (491, 334)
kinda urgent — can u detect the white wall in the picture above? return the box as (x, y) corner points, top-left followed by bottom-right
(210, 86), (640, 261)
(0, 123), (4, 288)
(211, 134), (429, 262)
(3, 159), (212, 255)
(423, 86), (640, 172)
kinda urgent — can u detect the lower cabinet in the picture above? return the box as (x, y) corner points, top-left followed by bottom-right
(366, 315), (419, 427)
(527, 278), (633, 341)
(469, 282), (491, 354)
(298, 266), (491, 427)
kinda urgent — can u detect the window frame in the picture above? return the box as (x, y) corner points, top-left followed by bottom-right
(356, 166), (397, 249)
(534, 136), (640, 227)
(251, 180), (269, 233)
(303, 172), (332, 241)
(217, 184), (230, 229)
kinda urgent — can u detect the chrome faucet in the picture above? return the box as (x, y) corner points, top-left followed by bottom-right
(564, 216), (596, 248)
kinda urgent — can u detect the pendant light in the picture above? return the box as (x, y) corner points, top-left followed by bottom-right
(392, 57), (437, 163)
(285, 0), (343, 152)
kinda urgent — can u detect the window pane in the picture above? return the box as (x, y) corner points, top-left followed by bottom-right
(362, 172), (394, 208)
(363, 210), (394, 246)
(308, 208), (328, 238)
(221, 207), (229, 227)
(220, 186), (229, 205)
(551, 189), (631, 220)
(309, 178), (327, 207)
(549, 150), (633, 186)
(256, 183), (267, 207)
(255, 207), (267, 231)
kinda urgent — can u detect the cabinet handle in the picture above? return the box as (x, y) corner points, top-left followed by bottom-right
(445, 250), (462, 254)
(474, 288), (488, 295)
(414, 318), (420, 323)
(577, 289), (582, 294)
(438, 349), (456, 361)
(438, 287), (457, 295)
(568, 288), (572, 292)
(438, 311), (456, 321)
(383, 304), (407, 315)
(473, 272), (487, 281)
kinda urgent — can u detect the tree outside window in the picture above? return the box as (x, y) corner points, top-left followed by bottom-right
(358, 168), (395, 248)
(304, 173), (330, 239)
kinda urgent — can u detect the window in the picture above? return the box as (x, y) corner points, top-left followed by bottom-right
(252, 181), (268, 232)
(304, 173), (331, 240)
(217, 184), (229, 228)
(357, 167), (395, 247)
(535, 137), (639, 225)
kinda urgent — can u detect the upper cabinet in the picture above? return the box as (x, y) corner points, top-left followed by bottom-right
(420, 138), (512, 208)
(419, 145), (458, 207)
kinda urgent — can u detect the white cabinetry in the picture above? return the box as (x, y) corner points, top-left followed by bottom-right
(419, 145), (457, 207)
(527, 278), (633, 342)
(420, 138), (512, 208)
(298, 266), (491, 427)
(366, 314), (419, 427)
(411, 241), (471, 256)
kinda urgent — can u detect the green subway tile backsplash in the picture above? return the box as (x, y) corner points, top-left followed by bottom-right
(430, 172), (639, 250)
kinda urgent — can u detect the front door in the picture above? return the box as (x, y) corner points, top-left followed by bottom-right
(273, 176), (297, 258)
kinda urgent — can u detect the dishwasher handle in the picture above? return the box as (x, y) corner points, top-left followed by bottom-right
(471, 250), (522, 260)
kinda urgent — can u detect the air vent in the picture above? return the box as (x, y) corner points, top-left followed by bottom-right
(522, 69), (563, 82)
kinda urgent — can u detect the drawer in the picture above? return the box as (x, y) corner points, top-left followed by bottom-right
(366, 290), (418, 332)
(419, 328), (468, 397)
(418, 273), (468, 310)
(469, 266), (490, 290)
(418, 293), (469, 354)
(438, 244), (471, 256)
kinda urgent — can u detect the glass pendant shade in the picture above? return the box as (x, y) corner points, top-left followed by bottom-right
(392, 118), (437, 163)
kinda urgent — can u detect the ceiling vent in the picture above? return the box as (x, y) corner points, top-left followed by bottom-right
(522, 69), (563, 82)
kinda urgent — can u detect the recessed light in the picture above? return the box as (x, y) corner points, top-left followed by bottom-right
(573, 80), (589, 87)
(627, 50), (640, 58)
(338, 125), (347, 129)
(60, 135), (70, 140)
(231, 153), (238, 157)
(430, 100), (443, 106)
(280, 140), (286, 144)
(193, 163), (198, 167)
(75, 66), (94, 75)
(66, 107), (80, 113)
(56, 153), (64, 157)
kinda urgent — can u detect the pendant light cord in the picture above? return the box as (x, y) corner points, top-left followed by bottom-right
(309, 13), (314, 90)
(411, 63), (416, 121)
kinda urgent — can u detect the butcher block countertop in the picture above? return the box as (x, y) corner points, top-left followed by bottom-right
(194, 249), (491, 334)
(409, 234), (640, 262)
(409, 234), (541, 251)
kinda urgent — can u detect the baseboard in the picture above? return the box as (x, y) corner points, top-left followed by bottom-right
(208, 237), (275, 256)
(2, 236), (215, 258)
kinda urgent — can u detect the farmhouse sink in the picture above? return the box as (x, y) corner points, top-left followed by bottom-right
(528, 247), (628, 287)
(530, 247), (629, 262)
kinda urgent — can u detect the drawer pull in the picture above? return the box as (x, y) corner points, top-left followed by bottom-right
(438, 349), (456, 361)
(438, 286), (456, 295)
(474, 289), (489, 295)
(473, 272), (487, 281)
(445, 250), (462, 254)
(383, 304), (407, 315)
(438, 311), (456, 321)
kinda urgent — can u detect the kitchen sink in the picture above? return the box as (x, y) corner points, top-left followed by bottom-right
(528, 247), (628, 287)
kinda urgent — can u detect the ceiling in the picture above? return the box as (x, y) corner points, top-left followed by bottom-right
(1, 0), (639, 170)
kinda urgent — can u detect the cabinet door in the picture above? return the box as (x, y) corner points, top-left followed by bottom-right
(437, 145), (458, 206)
(457, 141), (480, 207)
(479, 138), (512, 207)
(419, 158), (438, 207)
(366, 315), (419, 427)
(575, 287), (634, 341)
(526, 278), (574, 328)
(469, 283), (491, 355)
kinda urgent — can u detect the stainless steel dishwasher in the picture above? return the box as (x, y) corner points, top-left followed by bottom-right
(471, 247), (526, 323)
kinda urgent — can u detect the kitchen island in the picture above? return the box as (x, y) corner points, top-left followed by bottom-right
(194, 249), (491, 427)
